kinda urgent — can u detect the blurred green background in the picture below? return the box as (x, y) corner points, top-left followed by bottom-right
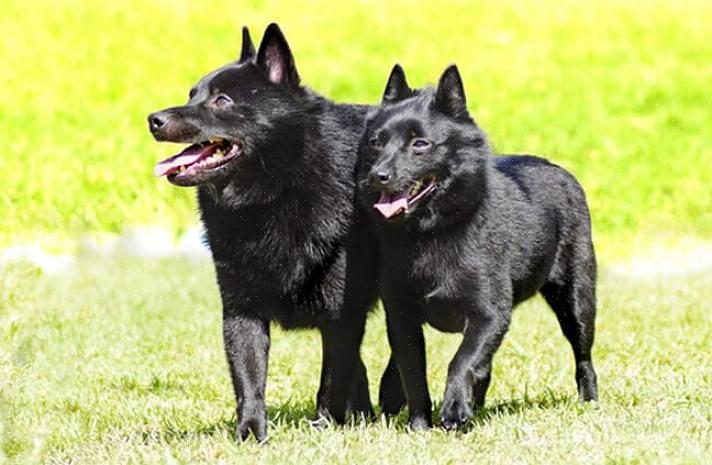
(1, 0), (710, 250)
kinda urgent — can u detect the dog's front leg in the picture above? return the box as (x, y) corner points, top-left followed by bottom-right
(223, 311), (270, 442)
(315, 335), (334, 422)
(384, 302), (432, 430)
(440, 303), (511, 430)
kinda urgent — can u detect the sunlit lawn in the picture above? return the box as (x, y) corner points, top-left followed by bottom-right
(1, 258), (710, 464)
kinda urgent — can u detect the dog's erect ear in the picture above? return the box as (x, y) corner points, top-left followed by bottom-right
(432, 65), (469, 120)
(239, 26), (256, 62)
(382, 64), (413, 104)
(256, 23), (300, 85)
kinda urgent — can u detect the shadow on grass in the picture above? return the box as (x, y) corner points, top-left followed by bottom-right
(465, 391), (578, 428)
(381, 390), (579, 432)
(137, 418), (234, 444)
(134, 400), (321, 444)
(134, 391), (580, 443)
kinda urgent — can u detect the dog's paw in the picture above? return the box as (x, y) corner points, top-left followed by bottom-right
(379, 375), (406, 416)
(380, 392), (406, 417)
(349, 406), (375, 424)
(440, 399), (473, 430)
(309, 413), (332, 430)
(407, 413), (433, 431)
(236, 412), (268, 443)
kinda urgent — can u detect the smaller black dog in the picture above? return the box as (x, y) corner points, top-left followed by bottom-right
(359, 65), (599, 430)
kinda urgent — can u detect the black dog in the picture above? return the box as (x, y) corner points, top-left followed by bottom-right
(359, 65), (599, 430)
(148, 24), (383, 441)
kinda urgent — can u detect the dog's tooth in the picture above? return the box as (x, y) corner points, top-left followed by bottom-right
(410, 180), (422, 195)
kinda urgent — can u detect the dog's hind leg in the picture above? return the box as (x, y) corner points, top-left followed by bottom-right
(348, 357), (374, 419)
(316, 330), (373, 423)
(320, 315), (372, 424)
(540, 249), (598, 402)
(378, 354), (406, 416)
(315, 336), (334, 422)
(316, 343), (373, 424)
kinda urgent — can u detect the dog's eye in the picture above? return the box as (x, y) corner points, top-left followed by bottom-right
(213, 94), (233, 107)
(369, 137), (381, 149)
(411, 138), (431, 151)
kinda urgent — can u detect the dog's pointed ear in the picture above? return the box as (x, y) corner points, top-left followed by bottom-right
(432, 65), (469, 119)
(238, 26), (256, 62)
(382, 64), (413, 104)
(256, 23), (300, 85)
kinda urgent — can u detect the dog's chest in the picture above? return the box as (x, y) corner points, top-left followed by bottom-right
(385, 236), (476, 332)
(202, 194), (348, 298)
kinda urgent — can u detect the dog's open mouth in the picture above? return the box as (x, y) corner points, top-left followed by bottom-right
(154, 138), (242, 184)
(373, 176), (436, 219)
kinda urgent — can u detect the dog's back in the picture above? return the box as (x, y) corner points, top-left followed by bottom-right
(486, 155), (595, 304)
(494, 155), (592, 231)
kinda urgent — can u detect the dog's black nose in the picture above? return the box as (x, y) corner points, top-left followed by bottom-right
(148, 112), (168, 132)
(368, 170), (392, 187)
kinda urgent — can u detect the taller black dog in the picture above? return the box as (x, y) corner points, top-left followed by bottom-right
(148, 24), (380, 441)
(359, 65), (598, 430)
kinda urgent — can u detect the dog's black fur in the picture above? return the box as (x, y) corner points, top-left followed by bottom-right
(148, 24), (383, 441)
(358, 65), (599, 430)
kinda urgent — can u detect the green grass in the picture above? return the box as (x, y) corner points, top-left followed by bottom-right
(1, 258), (710, 464)
(1, 0), (711, 247)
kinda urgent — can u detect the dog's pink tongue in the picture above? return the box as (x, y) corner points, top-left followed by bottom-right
(374, 191), (409, 219)
(154, 144), (206, 177)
